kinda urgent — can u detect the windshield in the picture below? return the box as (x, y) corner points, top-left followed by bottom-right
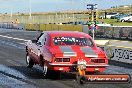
(53, 37), (94, 47)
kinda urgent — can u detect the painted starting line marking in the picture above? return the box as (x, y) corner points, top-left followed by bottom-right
(0, 34), (29, 42)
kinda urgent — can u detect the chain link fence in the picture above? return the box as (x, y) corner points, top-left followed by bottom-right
(0, 13), (89, 24)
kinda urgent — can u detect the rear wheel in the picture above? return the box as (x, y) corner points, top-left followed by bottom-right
(26, 54), (34, 68)
(42, 64), (61, 79)
(42, 64), (48, 77)
(41, 57), (61, 79)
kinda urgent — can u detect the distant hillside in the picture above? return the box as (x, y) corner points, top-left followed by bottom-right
(102, 5), (132, 13)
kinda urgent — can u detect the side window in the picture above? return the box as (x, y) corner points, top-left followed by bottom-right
(45, 35), (51, 46)
(37, 33), (45, 45)
(44, 35), (49, 45)
(43, 37), (47, 45)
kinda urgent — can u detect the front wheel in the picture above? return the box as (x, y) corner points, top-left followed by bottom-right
(26, 54), (34, 68)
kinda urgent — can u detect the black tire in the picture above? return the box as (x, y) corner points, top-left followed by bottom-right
(39, 56), (48, 77)
(44, 70), (61, 79)
(42, 64), (48, 77)
(76, 74), (87, 85)
(26, 53), (34, 68)
(40, 57), (61, 79)
(121, 19), (125, 22)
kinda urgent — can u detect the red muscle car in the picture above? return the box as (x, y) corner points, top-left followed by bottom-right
(26, 31), (108, 76)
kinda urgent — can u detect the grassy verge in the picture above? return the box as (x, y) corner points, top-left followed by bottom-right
(99, 19), (132, 26)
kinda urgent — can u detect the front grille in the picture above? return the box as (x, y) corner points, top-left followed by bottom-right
(91, 59), (105, 63)
(55, 58), (70, 62)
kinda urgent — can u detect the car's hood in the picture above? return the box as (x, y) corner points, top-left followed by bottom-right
(49, 46), (104, 58)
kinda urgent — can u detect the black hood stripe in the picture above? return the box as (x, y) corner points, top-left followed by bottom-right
(59, 46), (77, 56)
(81, 47), (98, 57)
(60, 46), (73, 52)
(59, 46), (98, 57)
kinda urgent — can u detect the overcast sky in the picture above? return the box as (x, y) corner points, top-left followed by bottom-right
(0, 0), (132, 13)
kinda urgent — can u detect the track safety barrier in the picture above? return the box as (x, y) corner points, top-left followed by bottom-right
(95, 40), (132, 64)
(0, 22), (25, 30)
(83, 25), (132, 40)
(25, 24), (83, 32)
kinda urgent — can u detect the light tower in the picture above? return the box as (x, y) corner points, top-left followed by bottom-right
(87, 4), (97, 40)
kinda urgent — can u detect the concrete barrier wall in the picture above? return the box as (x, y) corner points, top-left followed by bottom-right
(40, 24), (46, 31)
(83, 25), (132, 40)
(95, 39), (132, 64)
(17, 23), (25, 30)
(0, 22), (25, 30)
(99, 45), (132, 64)
(25, 24), (83, 32)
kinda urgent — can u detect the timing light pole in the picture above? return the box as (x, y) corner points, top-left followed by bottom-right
(87, 4), (97, 40)
(29, 0), (32, 19)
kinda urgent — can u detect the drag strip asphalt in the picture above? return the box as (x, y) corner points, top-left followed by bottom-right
(0, 34), (29, 42)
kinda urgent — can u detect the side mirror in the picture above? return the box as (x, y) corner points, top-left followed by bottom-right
(31, 40), (37, 43)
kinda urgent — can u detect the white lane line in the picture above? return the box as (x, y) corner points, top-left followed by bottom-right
(0, 34), (29, 42)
